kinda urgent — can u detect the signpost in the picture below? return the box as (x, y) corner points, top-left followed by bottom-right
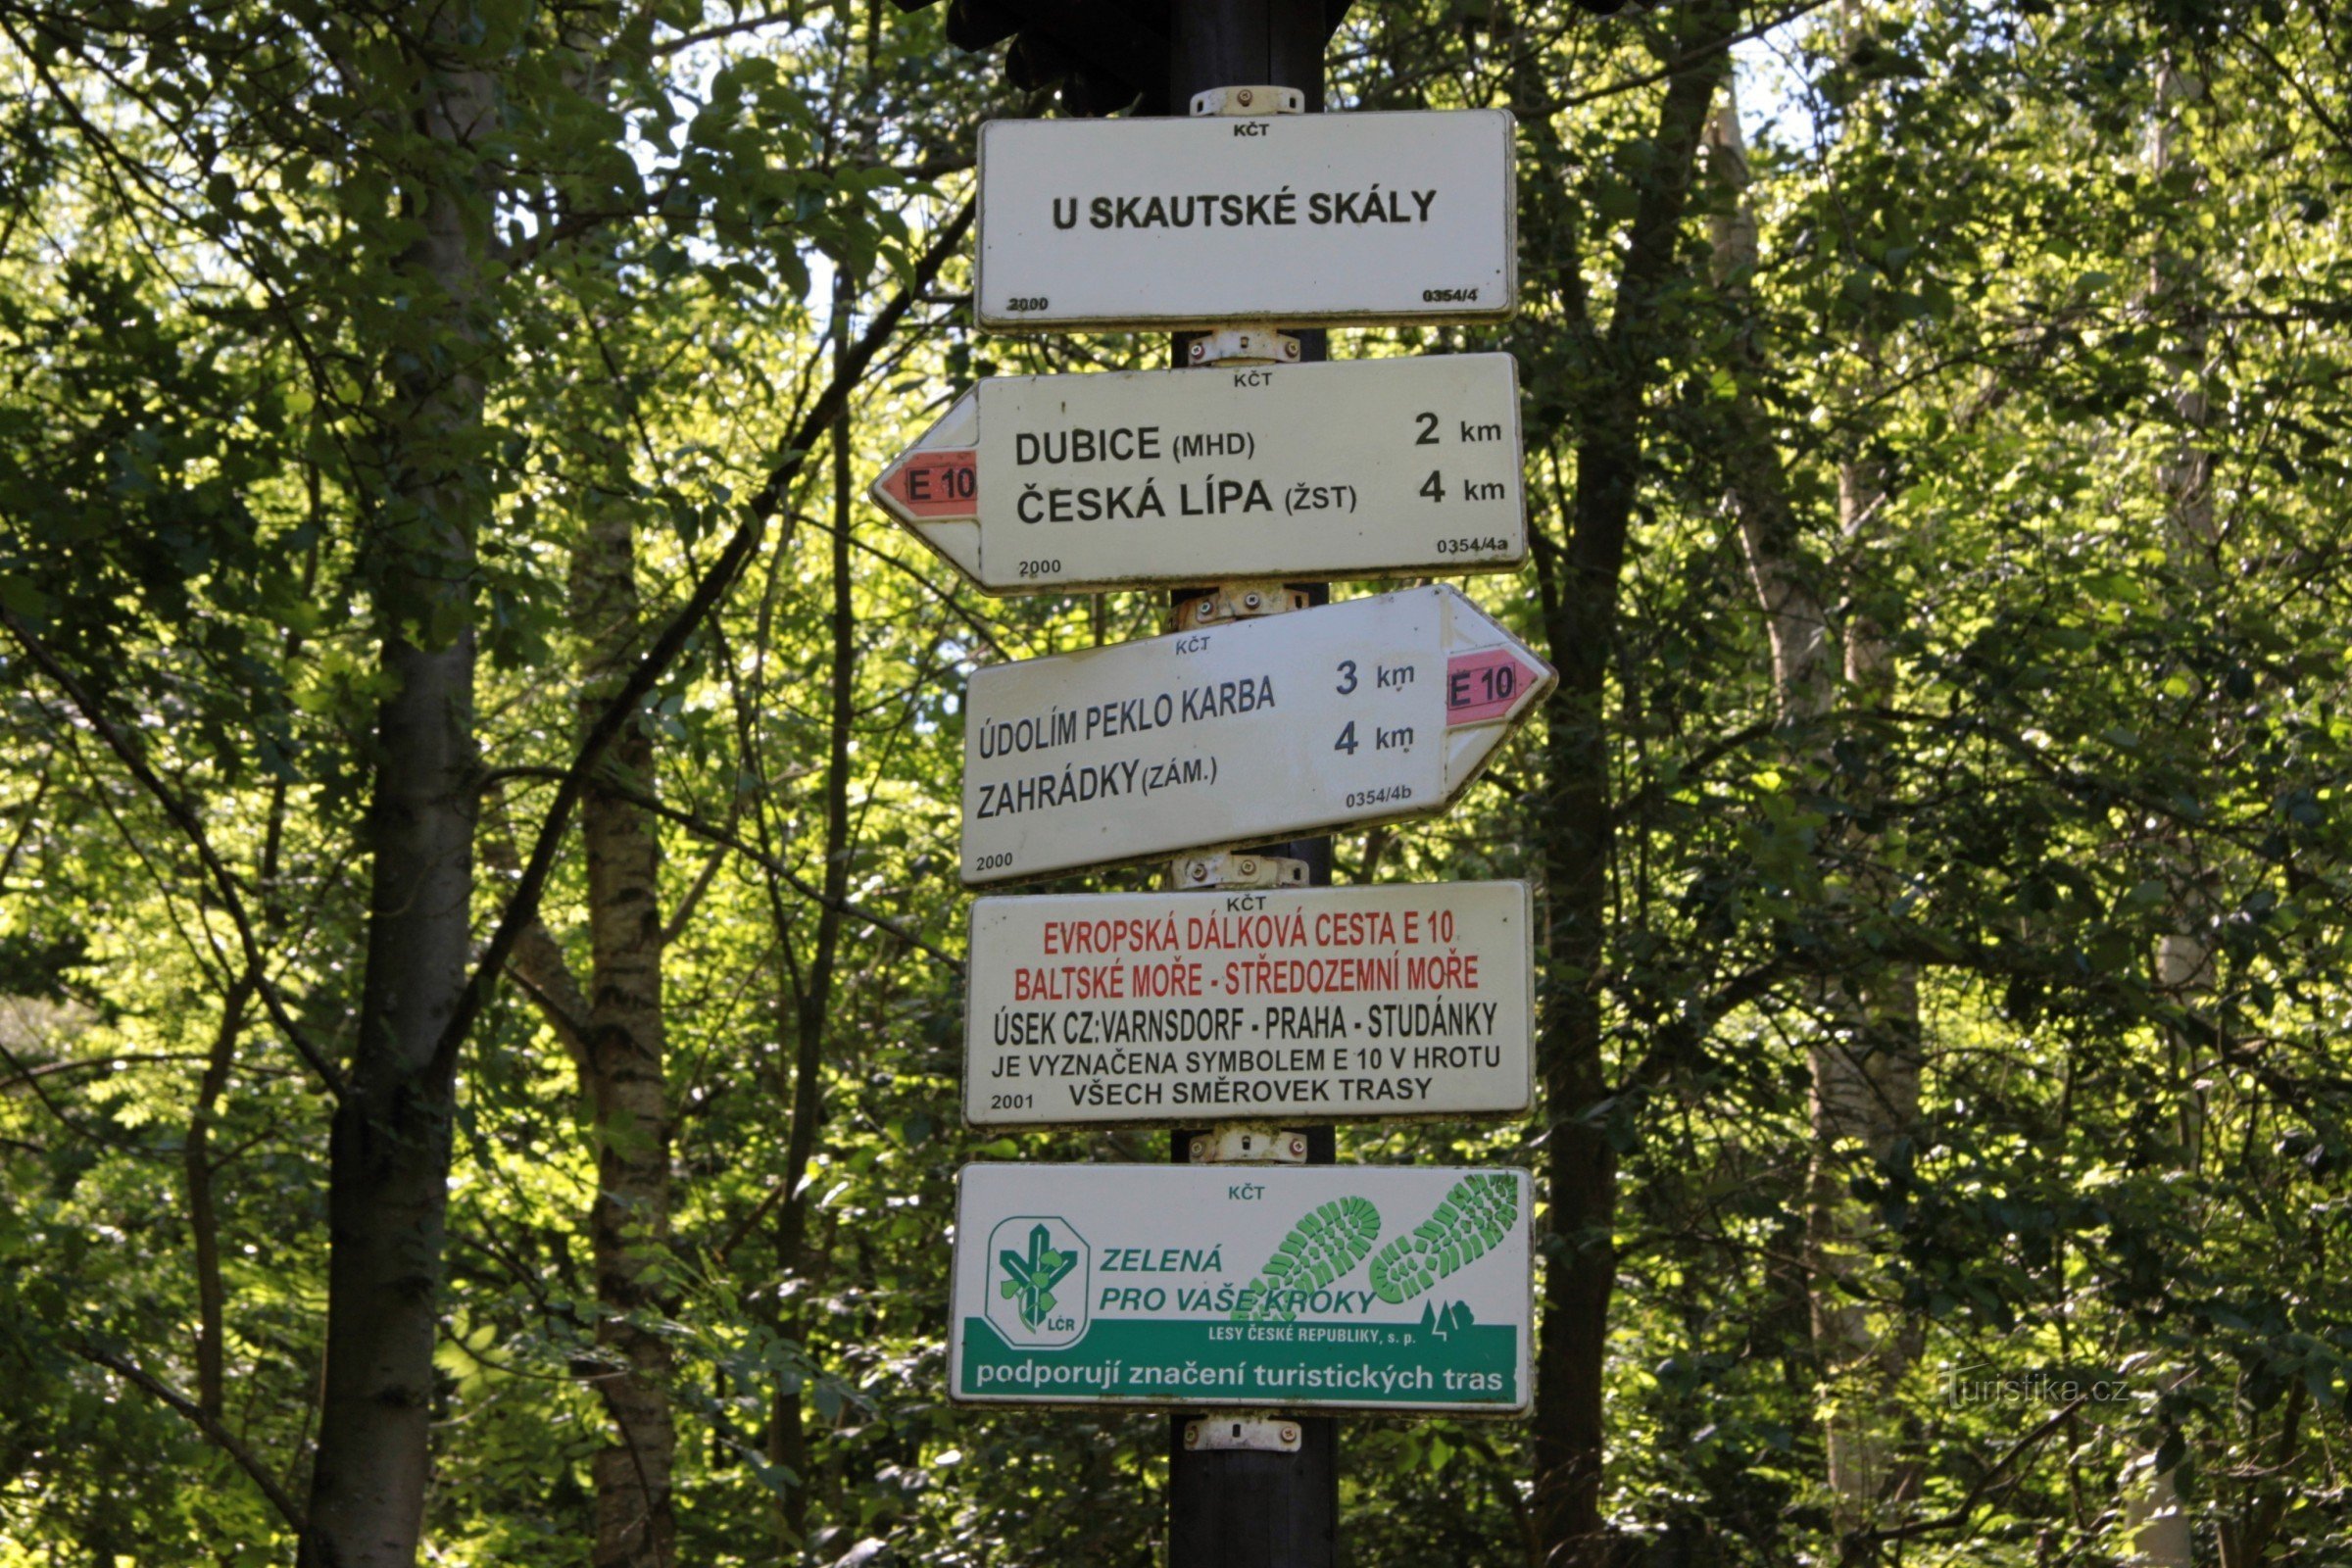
(950, 1163), (1533, 1413)
(911, 14), (1542, 1557)
(975, 110), (1516, 330)
(959, 584), (1554, 885)
(873, 354), (1527, 593)
(965, 882), (1534, 1126)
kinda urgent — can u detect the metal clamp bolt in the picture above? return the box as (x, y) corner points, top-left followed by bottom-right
(1186, 335), (1300, 362)
(1188, 1125), (1309, 1164)
(1182, 1415), (1304, 1452)
(1186, 327), (1302, 367)
(1168, 852), (1309, 891)
(1190, 84), (1306, 118)
(1175, 581), (1308, 628)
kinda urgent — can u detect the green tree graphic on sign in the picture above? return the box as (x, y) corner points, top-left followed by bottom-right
(999, 1223), (1077, 1331)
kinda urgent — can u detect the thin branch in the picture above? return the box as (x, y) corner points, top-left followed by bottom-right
(0, 760), (53, 895)
(1864, 1396), (2087, 1546)
(650, 8), (808, 57)
(1612, 955), (1795, 1094)
(1, 611), (344, 1098)
(431, 198), (975, 1084)
(71, 1341), (307, 1535)
(661, 833), (734, 948)
(479, 792), (594, 1073)
(0, 1036), (172, 1156)
(712, 1170), (802, 1266)
(485, 766), (963, 977)
(1613, 715), (1780, 823)
(502, 963), (595, 1071)
(0, 1053), (221, 1092)
(2227, 22), (2352, 160)
(502, 159), (971, 270)
(1541, 0), (1840, 113)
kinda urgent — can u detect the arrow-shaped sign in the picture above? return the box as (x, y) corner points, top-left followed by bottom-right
(874, 355), (1525, 594)
(959, 585), (1554, 885)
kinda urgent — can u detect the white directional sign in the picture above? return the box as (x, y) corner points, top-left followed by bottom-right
(951, 1162), (1532, 1412)
(966, 882), (1533, 1126)
(873, 355), (1525, 593)
(960, 585), (1554, 885)
(975, 110), (1516, 331)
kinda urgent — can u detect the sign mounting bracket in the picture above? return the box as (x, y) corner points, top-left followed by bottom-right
(1185, 325), (1302, 367)
(1170, 851), (1309, 889)
(1179, 1125), (1310, 1451)
(1177, 840), (1308, 1264)
(1181, 86), (1304, 371)
(1189, 84), (1306, 118)
(1186, 1125), (1308, 1163)
(1173, 579), (1309, 628)
(1182, 1414), (1302, 1454)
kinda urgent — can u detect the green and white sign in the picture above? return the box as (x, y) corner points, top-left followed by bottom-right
(950, 1163), (1532, 1413)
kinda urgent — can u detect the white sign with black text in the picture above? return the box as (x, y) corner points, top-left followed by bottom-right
(873, 354), (1525, 593)
(965, 881), (1534, 1126)
(959, 585), (1554, 885)
(975, 110), (1517, 331)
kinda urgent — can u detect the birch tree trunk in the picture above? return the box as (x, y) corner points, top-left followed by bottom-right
(573, 443), (677, 1568)
(1812, 453), (1923, 1544)
(2122, 54), (2211, 1568)
(1704, 80), (1922, 1547)
(546, 11), (678, 1556)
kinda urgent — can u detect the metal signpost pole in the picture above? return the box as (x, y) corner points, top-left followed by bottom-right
(1165, 2), (1337, 1562)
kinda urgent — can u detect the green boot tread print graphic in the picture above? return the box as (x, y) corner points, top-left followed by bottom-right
(1366, 1172), (1516, 1304)
(1230, 1196), (1380, 1322)
(1228, 1174), (1519, 1321)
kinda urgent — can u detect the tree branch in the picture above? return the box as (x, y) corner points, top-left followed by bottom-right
(1862, 1395), (2086, 1547)
(72, 1340), (308, 1535)
(478, 795), (594, 1074)
(485, 766), (964, 977)
(502, 160), (972, 271)
(431, 198), (976, 1084)
(1544, 0), (1840, 113)
(0, 609), (346, 1099)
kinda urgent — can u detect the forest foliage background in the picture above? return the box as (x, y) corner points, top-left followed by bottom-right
(3, 0), (2350, 1563)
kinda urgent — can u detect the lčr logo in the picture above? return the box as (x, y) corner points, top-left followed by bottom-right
(987, 1215), (1090, 1347)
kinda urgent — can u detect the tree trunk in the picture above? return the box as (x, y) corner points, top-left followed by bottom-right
(574, 447), (677, 1567)
(1816, 457), (1924, 1548)
(2124, 55), (2208, 1568)
(763, 288), (862, 1557)
(187, 980), (253, 1421)
(298, 21), (493, 1567)
(1705, 81), (1925, 1547)
(1530, 12), (1737, 1561)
